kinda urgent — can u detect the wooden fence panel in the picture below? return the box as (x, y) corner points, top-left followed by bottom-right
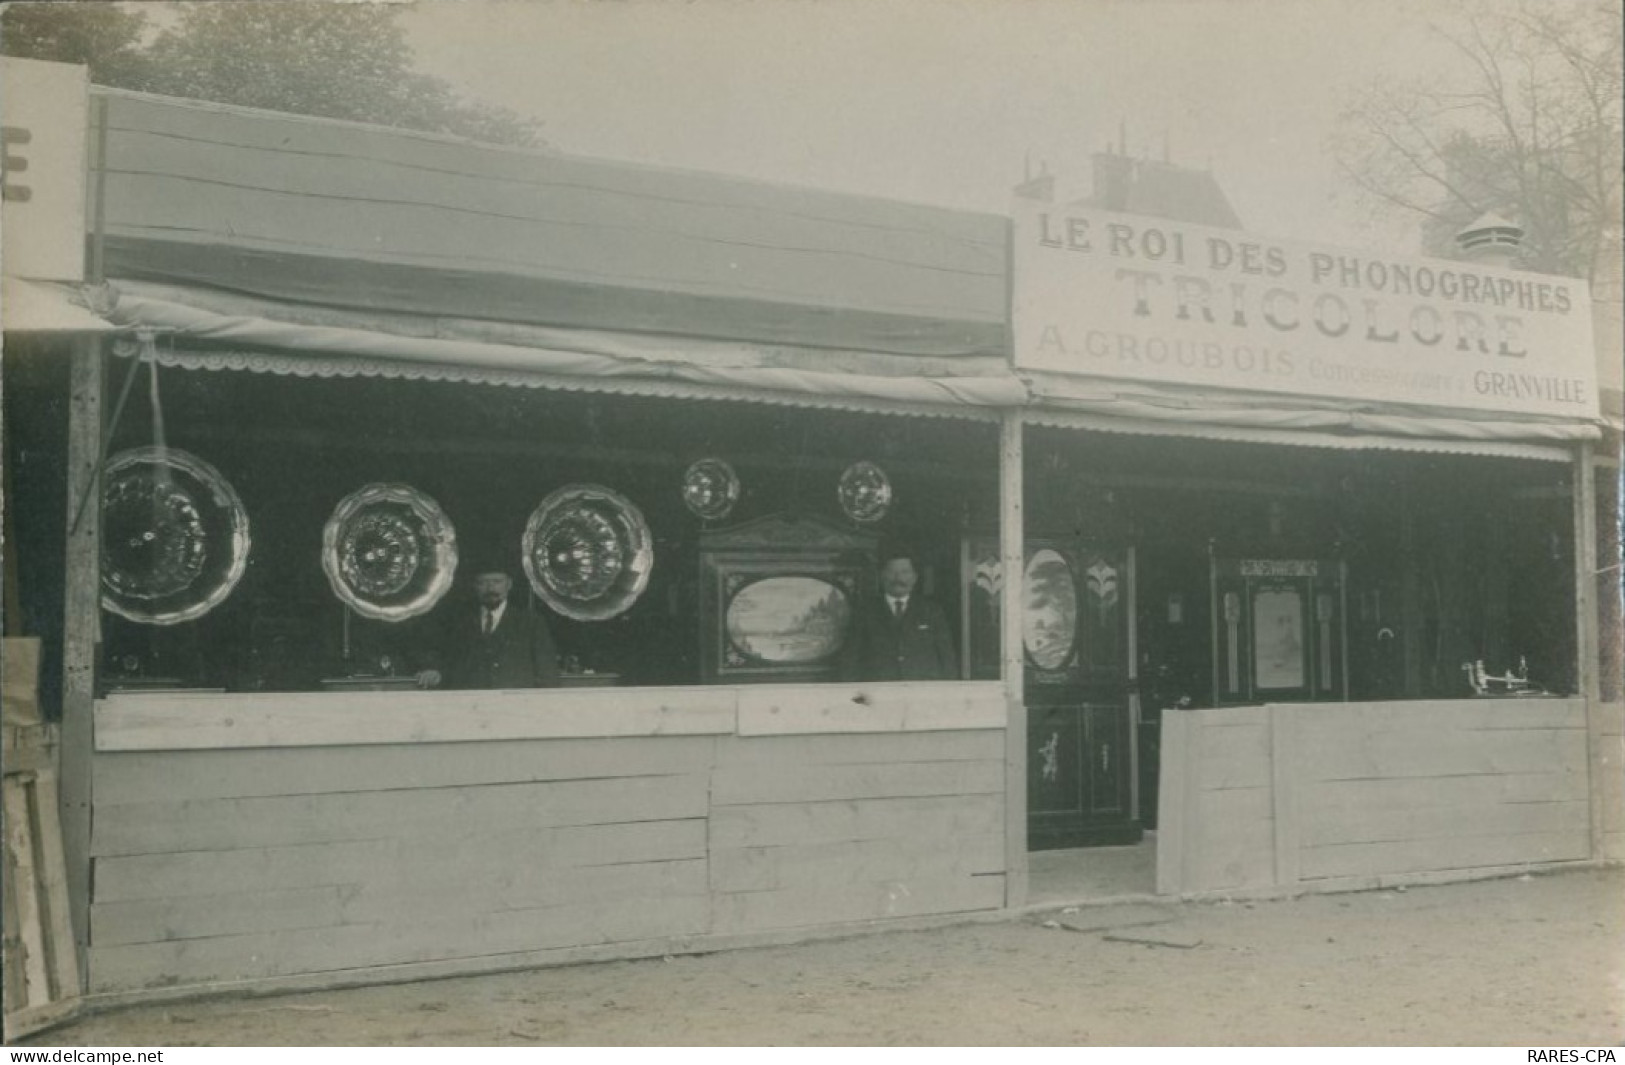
(87, 706), (1010, 995)
(1157, 699), (1598, 896)
(709, 730), (1005, 935)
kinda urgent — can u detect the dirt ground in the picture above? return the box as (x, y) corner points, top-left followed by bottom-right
(19, 867), (1625, 1046)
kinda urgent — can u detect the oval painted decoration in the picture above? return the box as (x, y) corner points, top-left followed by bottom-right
(1024, 548), (1078, 670)
(726, 577), (851, 663)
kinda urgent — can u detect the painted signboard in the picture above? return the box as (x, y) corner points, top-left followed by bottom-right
(1, 59), (89, 282)
(1012, 200), (1598, 420)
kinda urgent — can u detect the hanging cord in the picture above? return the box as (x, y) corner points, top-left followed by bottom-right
(69, 329), (158, 536)
(147, 334), (168, 468)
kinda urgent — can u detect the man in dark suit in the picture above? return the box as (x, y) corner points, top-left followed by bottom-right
(415, 569), (560, 690)
(845, 550), (958, 681)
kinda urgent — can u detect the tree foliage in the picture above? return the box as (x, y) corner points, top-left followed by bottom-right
(1, 2), (542, 148)
(0, 2), (151, 85)
(1333, 0), (1622, 279)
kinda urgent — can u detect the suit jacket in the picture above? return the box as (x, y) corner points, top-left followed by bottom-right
(444, 604), (560, 690)
(845, 594), (959, 682)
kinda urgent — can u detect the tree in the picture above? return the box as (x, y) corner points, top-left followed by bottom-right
(1333, 0), (1622, 279)
(1, 2), (542, 148)
(0, 2), (153, 86)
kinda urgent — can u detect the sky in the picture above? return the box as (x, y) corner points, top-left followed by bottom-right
(398, 0), (1483, 254)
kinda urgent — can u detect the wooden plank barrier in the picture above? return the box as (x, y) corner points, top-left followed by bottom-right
(1157, 699), (1600, 896)
(708, 730), (1006, 935)
(2, 727), (81, 1039)
(85, 684), (1008, 996)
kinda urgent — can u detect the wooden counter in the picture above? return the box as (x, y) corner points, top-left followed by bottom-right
(87, 682), (1010, 998)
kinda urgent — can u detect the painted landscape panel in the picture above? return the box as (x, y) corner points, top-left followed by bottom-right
(726, 577), (851, 663)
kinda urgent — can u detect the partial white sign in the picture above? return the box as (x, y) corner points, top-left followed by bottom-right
(2, 58), (89, 282)
(1012, 200), (1598, 419)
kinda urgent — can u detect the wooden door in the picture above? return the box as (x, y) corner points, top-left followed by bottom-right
(962, 539), (1141, 850)
(1026, 544), (1139, 849)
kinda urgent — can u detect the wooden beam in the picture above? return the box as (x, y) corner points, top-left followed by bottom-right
(88, 95), (108, 286)
(3, 776), (52, 1006)
(96, 688), (738, 752)
(734, 683), (1004, 736)
(2, 411), (21, 633)
(1575, 442), (1604, 859)
(999, 410), (1026, 907)
(91, 775), (711, 857)
(32, 771), (78, 1003)
(710, 760), (1004, 806)
(59, 338), (101, 992)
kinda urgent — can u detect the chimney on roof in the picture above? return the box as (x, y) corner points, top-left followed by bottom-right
(1014, 158), (1055, 202)
(1456, 212), (1524, 269)
(1092, 152), (1134, 211)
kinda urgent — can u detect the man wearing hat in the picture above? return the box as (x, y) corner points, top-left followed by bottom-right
(416, 567), (560, 690)
(845, 549), (958, 682)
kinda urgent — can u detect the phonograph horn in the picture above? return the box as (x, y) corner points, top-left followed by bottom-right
(321, 483), (459, 622)
(522, 484), (654, 622)
(100, 446), (252, 625)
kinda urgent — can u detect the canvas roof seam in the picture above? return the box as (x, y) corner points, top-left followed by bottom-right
(95, 90), (1006, 248)
(99, 191), (1004, 289)
(99, 157), (1004, 272)
(102, 245), (999, 326)
(101, 126), (1005, 254)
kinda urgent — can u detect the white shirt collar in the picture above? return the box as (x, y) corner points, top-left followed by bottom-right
(484, 600), (509, 630)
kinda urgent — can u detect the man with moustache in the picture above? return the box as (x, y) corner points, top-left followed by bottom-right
(845, 548), (958, 682)
(416, 568), (560, 690)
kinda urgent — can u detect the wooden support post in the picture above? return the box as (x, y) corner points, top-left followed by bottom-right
(1154, 708), (1193, 896)
(999, 410), (1027, 908)
(3, 402), (22, 633)
(1269, 703), (1300, 887)
(32, 770), (77, 998)
(1484, 504), (1510, 667)
(1126, 545), (1140, 823)
(59, 338), (101, 990)
(1597, 451), (1624, 704)
(1400, 482), (1424, 697)
(1208, 541), (1220, 706)
(3, 777), (52, 1006)
(1339, 559), (1351, 702)
(1574, 443), (1603, 859)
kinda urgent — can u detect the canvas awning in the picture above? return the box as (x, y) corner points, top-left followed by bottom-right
(105, 282), (1600, 457)
(1022, 370), (1600, 459)
(104, 281), (1025, 418)
(1, 278), (115, 334)
(1022, 407), (1577, 462)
